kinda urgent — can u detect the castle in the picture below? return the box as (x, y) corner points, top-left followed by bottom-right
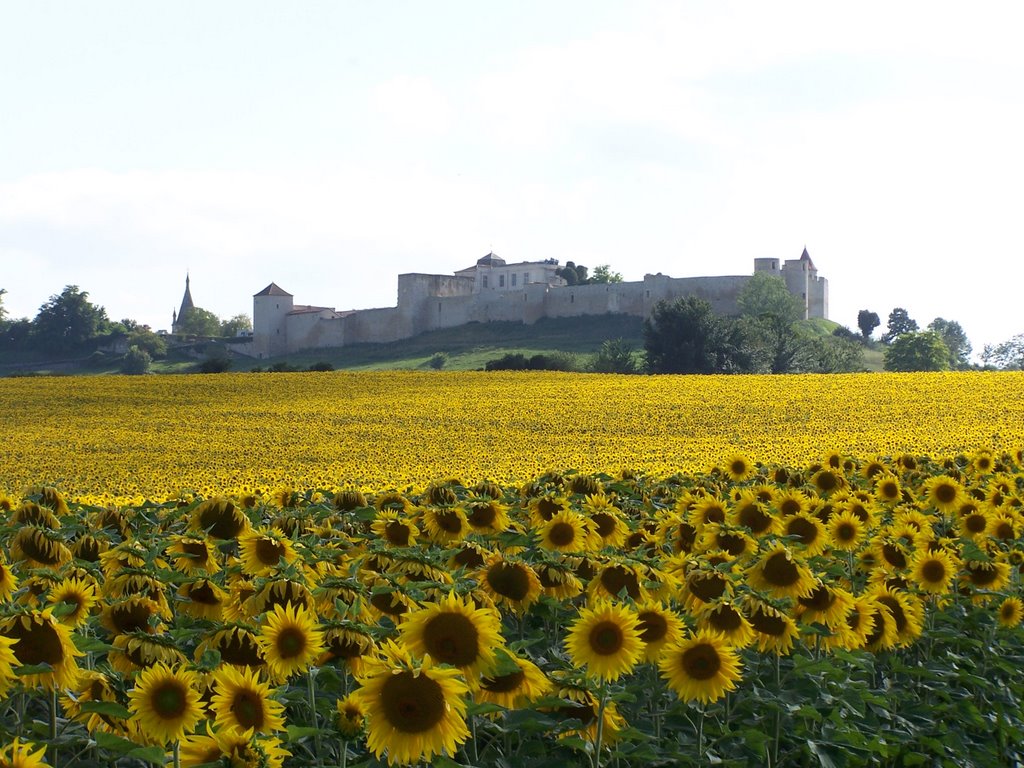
(230, 249), (828, 359)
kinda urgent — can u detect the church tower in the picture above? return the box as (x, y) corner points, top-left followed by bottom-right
(172, 274), (195, 334)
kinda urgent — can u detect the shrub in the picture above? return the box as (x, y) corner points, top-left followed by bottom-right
(197, 356), (233, 374)
(427, 352), (448, 370)
(308, 361), (335, 372)
(121, 345), (152, 375)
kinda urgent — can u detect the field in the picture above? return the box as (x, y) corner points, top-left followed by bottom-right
(1, 370), (1023, 766)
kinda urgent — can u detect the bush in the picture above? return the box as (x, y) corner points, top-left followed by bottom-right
(121, 345), (152, 375)
(589, 338), (639, 374)
(269, 362), (301, 373)
(308, 361), (335, 372)
(485, 352), (580, 372)
(197, 356), (233, 374)
(427, 352), (448, 370)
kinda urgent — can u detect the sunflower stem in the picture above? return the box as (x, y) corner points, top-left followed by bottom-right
(307, 669), (323, 765)
(173, 740), (181, 768)
(50, 687), (59, 768)
(696, 703), (705, 768)
(772, 651), (782, 766)
(470, 713), (480, 764)
(592, 681), (609, 768)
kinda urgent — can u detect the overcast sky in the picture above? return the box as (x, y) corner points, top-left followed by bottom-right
(2, 1), (1022, 354)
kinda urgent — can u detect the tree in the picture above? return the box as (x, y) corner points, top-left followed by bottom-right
(799, 335), (865, 373)
(589, 338), (638, 373)
(591, 265), (623, 284)
(121, 345), (152, 375)
(220, 313), (253, 337)
(927, 318), (972, 369)
(737, 274), (806, 373)
(555, 261), (589, 286)
(175, 307), (222, 336)
(857, 310), (880, 341)
(981, 333), (1024, 370)
(644, 296), (749, 374)
(883, 330), (950, 372)
(881, 308), (918, 344)
(32, 285), (110, 354)
(0, 288), (7, 326)
(737, 273), (805, 324)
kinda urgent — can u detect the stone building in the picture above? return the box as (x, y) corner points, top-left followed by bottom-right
(238, 249), (828, 359)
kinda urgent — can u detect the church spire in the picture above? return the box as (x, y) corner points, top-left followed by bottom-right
(172, 274), (195, 333)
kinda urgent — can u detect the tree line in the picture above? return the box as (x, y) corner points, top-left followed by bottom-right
(0, 285), (250, 373)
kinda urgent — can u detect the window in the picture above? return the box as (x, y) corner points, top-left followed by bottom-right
(482, 276), (488, 288)
(524, 272), (530, 283)
(499, 274), (505, 288)
(511, 273), (517, 287)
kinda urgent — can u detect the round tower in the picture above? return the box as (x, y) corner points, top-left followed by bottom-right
(253, 283), (293, 358)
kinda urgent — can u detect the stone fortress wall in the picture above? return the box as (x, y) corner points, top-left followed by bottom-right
(239, 250), (828, 359)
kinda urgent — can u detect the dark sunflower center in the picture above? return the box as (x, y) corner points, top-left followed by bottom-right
(835, 522), (857, 542)
(181, 541), (209, 562)
(674, 523), (697, 553)
(481, 669), (525, 693)
(815, 472), (839, 492)
(882, 544), (907, 569)
(547, 522), (576, 547)
(709, 607), (742, 632)
(730, 460), (748, 476)
(255, 539), (287, 566)
(702, 506), (726, 525)
(786, 517), (819, 545)
(933, 483), (957, 504)
(423, 613), (479, 666)
(19, 529), (64, 565)
(681, 643), (721, 680)
(591, 513), (617, 537)
(688, 573), (727, 602)
(188, 582), (221, 605)
(737, 504), (771, 533)
(231, 690), (266, 730)
(536, 498), (561, 521)
(995, 522), (1014, 540)
(920, 559), (947, 584)
(328, 634), (368, 659)
(799, 585), (834, 612)
(276, 627), (307, 659)
(199, 502), (243, 540)
(637, 611), (668, 643)
(453, 547), (485, 569)
(876, 596), (907, 633)
(967, 564), (998, 586)
(467, 505), (497, 528)
(762, 552), (799, 587)
(779, 498), (802, 516)
(152, 681), (188, 719)
(558, 702), (596, 725)
(964, 514), (988, 533)
(370, 592), (408, 617)
(588, 620), (624, 655)
(9, 618), (65, 665)
(847, 609), (862, 631)
(600, 565), (640, 599)
(717, 533), (748, 556)
(487, 563), (531, 601)
(434, 510), (464, 534)
(380, 671), (446, 734)
(1001, 603), (1018, 621)
(879, 481), (899, 499)
(384, 522), (411, 547)
(217, 632), (265, 667)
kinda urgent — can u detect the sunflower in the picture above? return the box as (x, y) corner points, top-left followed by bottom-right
(10, 526), (71, 569)
(0, 559), (19, 602)
(687, 495), (728, 527)
(242, 578), (316, 618)
(782, 512), (829, 557)
(353, 640), (470, 766)
(191, 497), (251, 540)
(549, 681), (626, 744)
(921, 475), (966, 514)
(258, 603), (325, 682)
(211, 664), (286, 734)
(196, 626), (267, 670)
(179, 724), (291, 768)
(699, 522), (756, 558)
(101, 596), (166, 635)
(371, 511), (420, 548)
(723, 454), (755, 482)
(527, 493), (570, 526)
(587, 561), (647, 603)
(868, 585), (924, 647)
(166, 534), (221, 575)
(420, 505), (470, 545)
(238, 528), (299, 577)
(337, 693), (366, 737)
(970, 449), (995, 475)
(0, 739), (47, 768)
(177, 578), (229, 621)
(956, 502), (991, 540)
(744, 599), (800, 656)
(319, 625), (376, 673)
(46, 576), (99, 628)
(633, 602), (686, 662)
(987, 509), (1022, 542)
(909, 549), (960, 595)
(61, 669), (122, 734)
(537, 509), (596, 554)
(565, 601), (644, 682)
(729, 492), (778, 537)
(746, 543), (816, 600)
(110, 633), (187, 675)
(1, 609), (83, 689)
(582, 494), (629, 548)
(682, 565), (733, 615)
(796, 582), (855, 629)
(862, 596), (900, 652)
(960, 559), (1012, 597)
(826, 509), (867, 552)
(698, 601), (756, 648)
(997, 596), (1024, 629)
(463, 498), (510, 535)
(476, 652), (550, 710)
(127, 663), (204, 745)
(873, 474), (903, 506)
(400, 591), (504, 677)
(537, 564), (584, 600)
(773, 489), (811, 518)
(0, 637), (16, 698)
(477, 554), (542, 615)
(659, 630), (742, 704)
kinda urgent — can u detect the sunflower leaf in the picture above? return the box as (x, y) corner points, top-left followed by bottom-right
(79, 700), (132, 719)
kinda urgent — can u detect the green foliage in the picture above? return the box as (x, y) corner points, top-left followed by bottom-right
(197, 354), (233, 373)
(737, 272), (805, 324)
(485, 352), (580, 371)
(32, 284), (110, 354)
(589, 338), (639, 373)
(120, 344), (152, 375)
(982, 332), (1024, 370)
(857, 309), (880, 340)
(928, 317), (972, 369)
(0, 287), (7, 325)
(427, 351), (448, 370)
(555, 261), (589, 286)
(882, 307), (919, 344)
(220, 313), (253, 337)
(884, 330), (951, 371)
(176, 306), (222, 336)
(591, 264), (624, 284)
(307, 361), (335, 372)
(643, 296), (750, 374)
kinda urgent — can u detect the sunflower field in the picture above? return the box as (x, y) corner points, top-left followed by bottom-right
(1, 371), (1024, 767)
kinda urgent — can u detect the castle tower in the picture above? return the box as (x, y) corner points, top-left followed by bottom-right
(252, 282), (294, 358)
(171, 274), (196, 333)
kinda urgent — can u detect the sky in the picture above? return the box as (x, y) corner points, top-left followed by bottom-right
(2, 1), (1023, 355)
